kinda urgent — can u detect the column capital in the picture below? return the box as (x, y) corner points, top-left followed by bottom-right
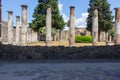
(46, 5), (51, 12)
(21, 4), (28, 8)
(114, 7), (120, 10)
(16, 16), (20, 18)
(46, 5), (51, 8)
(70, 6), (75, 9)
(7, 11), (13, 14)
(70, 6), (75, 17)
(93, 6), (98, 10)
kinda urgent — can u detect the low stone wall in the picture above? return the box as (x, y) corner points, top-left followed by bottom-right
(0, 43), (120, 60)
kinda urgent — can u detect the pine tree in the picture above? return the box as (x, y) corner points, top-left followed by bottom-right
(87, 0), (113, 33)
(31, 0), (65, 32)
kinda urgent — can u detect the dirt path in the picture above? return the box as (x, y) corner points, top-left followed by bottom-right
(27, 41), (114, 47)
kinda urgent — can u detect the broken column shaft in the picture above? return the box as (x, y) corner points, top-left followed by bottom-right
(16, 16), (20, 45)
(114, 8), (120, 45)
(8, 11), (13, 44)
(92, 7), (98, 46)
(21, 4), (27, 45)
(69, 6), (75, 46)
(46, 6), (51, 46)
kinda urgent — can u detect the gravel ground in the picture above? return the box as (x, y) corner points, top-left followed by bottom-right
(0, 60), (120, 80)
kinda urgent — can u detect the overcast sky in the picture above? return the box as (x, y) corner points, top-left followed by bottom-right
(2, 0), (120, 28)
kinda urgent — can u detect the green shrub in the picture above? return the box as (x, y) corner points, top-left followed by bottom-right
(75, 36), (92, 43)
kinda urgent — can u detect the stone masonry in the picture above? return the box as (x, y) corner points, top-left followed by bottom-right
(1, 21), (8, 43)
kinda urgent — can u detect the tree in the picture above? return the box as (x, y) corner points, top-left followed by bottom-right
(31, 0), (65, 32)
(87, 0), (113, 33)
(66, 19), (70, 27)
(108, 28), (114, 39)
(38, 27), (57, 37)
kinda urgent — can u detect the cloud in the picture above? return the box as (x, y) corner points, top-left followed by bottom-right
(62, 14), (69, 23)
(113, 17), (115, 22)
(58, 2), (69, 23)
(75, 13), (89, 28)
(58, 2), (88, 29)
(58, 3), (63, 12)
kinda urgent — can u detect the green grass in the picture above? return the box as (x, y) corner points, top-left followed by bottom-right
(75, 36), (92, 43)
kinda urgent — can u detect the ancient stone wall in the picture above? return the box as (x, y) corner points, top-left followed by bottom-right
(1, 21), (38, 45)
(75, 28), (91, 36)
(60, 28), (91, 42)
(0, 44), (120, 60)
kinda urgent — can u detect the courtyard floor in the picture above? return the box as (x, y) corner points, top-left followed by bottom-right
(0, 60), (120, 80)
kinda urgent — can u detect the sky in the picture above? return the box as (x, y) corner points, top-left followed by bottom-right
(2, 0), (120, 28)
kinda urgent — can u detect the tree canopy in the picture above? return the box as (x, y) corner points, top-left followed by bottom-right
(31, 0), (65, 32)
(87, 0), (113, 33)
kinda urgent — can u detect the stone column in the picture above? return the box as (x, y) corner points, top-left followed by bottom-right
(46, 6), (51, 46)
(105, 32), (108, 42)
(0, 0), (2, 40)
(101, 32), (105, 42)
(113, 22), (116, 42)
(69, 6), (75, 46)
(114, 8), (120, 45)
(109, 36), (112, 42)
(8, 11), (13, 44)
(65, 31), (68, 41)
(92, 7), (98, 46)
(30, 29), (32, 43)
(56, 30), (60, 41)
(21, 4), (27, 45)
(16, 16), (20, 45)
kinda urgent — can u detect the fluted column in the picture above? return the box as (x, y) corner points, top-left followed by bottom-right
(69, 6), (75, 47)
(46, 6), (51, 46)
(8, 11), (13, 44)
(114, 8), (120, 45)
(21, 4), (27, 45)
(92, 7), (98, 46)
(16, 16), (20, 45)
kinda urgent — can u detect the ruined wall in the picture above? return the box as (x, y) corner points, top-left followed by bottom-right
(1, 21), (38, 45)
(59, 28), (91, 42)
(1, 21), (8, 43)
(75, 28), (91, 36)
(0, 44), (120, 60)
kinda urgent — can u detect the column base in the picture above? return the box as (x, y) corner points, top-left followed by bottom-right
(69, 44), (75, 47)
(92, 42), (98, 46)
(21, 33), (27, 45)
(46, 40), (51, 47)
(115, 34), (120, 45)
